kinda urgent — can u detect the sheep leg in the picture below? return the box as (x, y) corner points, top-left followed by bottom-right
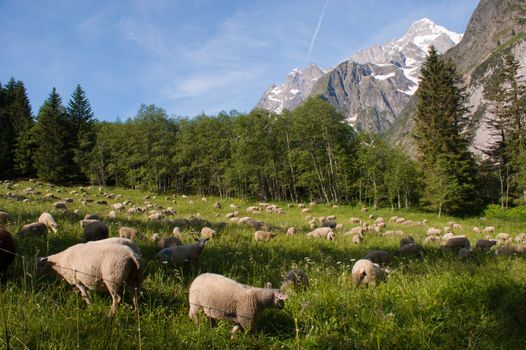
(76, 283), (92, 305)
(208, 317), (217, 328)
(189, 303), (200, 324)
(106, 285), (122, 317)
(238, 317), (252, 332)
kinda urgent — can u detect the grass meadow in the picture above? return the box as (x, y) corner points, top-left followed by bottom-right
(1, 181), (526, 349)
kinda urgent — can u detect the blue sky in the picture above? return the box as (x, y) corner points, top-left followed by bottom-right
(0, 0), (479, 121)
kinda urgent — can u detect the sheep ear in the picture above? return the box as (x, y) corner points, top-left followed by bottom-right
(265, 282), (273, 289)
(194, 238), (199, 242)
(275, 292), (288, 300)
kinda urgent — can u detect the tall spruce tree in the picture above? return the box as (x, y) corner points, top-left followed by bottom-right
(34, 88), (75, 183)
(0, 78), (35, 178)
(0, 81), (17, 178)
(67, 84), (96, 181)
(413, 46), (480, 215)
(486, 52), (526, 206)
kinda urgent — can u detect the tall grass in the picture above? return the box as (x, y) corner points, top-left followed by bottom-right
(1, 181), (526, 349)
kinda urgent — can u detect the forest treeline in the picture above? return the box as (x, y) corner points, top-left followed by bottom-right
(1, 48), (525, 215)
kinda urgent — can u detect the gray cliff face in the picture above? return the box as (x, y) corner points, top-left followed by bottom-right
(313, 18), (461, 134)
(386, 0), (526, 157)
(256, 18), (462, 134)
(256, 64), (326, 114)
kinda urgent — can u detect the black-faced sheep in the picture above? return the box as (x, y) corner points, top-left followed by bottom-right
(17, 222), (48, 238)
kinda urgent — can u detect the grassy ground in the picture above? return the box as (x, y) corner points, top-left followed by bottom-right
(1, 181), (526, 349)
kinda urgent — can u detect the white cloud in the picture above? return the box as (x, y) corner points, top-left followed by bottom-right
(165, 68), (263, 99)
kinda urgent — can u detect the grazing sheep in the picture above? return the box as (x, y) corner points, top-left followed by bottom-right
(395, 218), (405, 224)
(53, 201), (67, 210)
(118, 227), (143, 240)
(254, 231), (276, 242)
(246, 206), (260, 214)
(156, 238), (209, 266)
(0, 226), (16, 275)
(472, 227), (481, 234)
(458, 248), (473, 260)
(475, 239), (497, 250)
(200, 227), (217, 239)
(399, 236), (415, 248)
(389, 216), (399, 223)
(83, 220), (109, 242)
(349, 217), (361, 224)
(154, 234), (183, 250)
(38, 212), (58, 233)
(280, 268), (309, 291)
(108, 210), (117, 219)
(398, 243), (422, 258)
(148, 212), (164, 221)
(87, 237), (140, 254)
(0, 211), (11, 225)
(352, 234), (363, 245)
(495, 245), (526, 256)
(427, 227), (442, 236)
(212, 202), (222, 209)
(483, 226), (495, 234)
(111, 203), (125, 211)
(424, 236), (440, 245)
(84, 213), (101, 221)
(307, 227), (334, 240)
(17, 222), (48, 238)
(363, 250), (391, 265)
(37, 243), (143, 317)
(452, 223), (462, 230)
(515, 233), (526, 243)
(286, 227), (296, 236)
(442, 236), (470, 250)
(321, 220), (337, 229)
(351, 259), (387, 287)
(496, 233), (511, 242)
(301, 208), (310, 214)
(188, 273), (287, 333)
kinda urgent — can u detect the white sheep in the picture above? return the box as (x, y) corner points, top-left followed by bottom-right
(37, 242), (143, 317)
(472, 227), (481, 234)
(189, 273), (287, 333)
(254, 230), (276, 242)
(286, 227), (296, 236)
(87, 237), (141, 254)
(483, 226), (495, 234)
(200, 227), (217, 239)
(38, 212), (58, 233)
(427, 227), (442, 236)
(351, 259), (387, 287)
(307, 227), (334, 240)
(156, 238), (209, 266)
(118, 227), (143, 240)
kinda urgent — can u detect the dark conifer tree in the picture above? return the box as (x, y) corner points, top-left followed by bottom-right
(67, 84), (96, 181)
(34, 88), (75, 183)
(413, 46), (480, 215)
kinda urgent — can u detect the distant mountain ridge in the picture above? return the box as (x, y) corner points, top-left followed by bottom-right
(385, 0), (526, 156)
(256, 18), (462, 133)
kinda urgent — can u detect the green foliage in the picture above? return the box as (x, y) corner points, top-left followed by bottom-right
(2, 181), (526, 348)
(413, 47), (481, 216)
(34, 88), (75, 183)
(67, 84), (96, 182)
(0, 78), (34, 178)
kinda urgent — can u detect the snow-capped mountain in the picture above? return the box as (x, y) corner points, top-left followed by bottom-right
(351, 18), (462, 93)
(256, 64), (326, 113)
(256, 18), (462, 133)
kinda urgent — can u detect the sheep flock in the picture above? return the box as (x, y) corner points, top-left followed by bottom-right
(1, 179), (526, 348)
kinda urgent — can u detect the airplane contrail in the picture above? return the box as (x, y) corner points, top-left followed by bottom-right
(304, 0), (330, 67)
